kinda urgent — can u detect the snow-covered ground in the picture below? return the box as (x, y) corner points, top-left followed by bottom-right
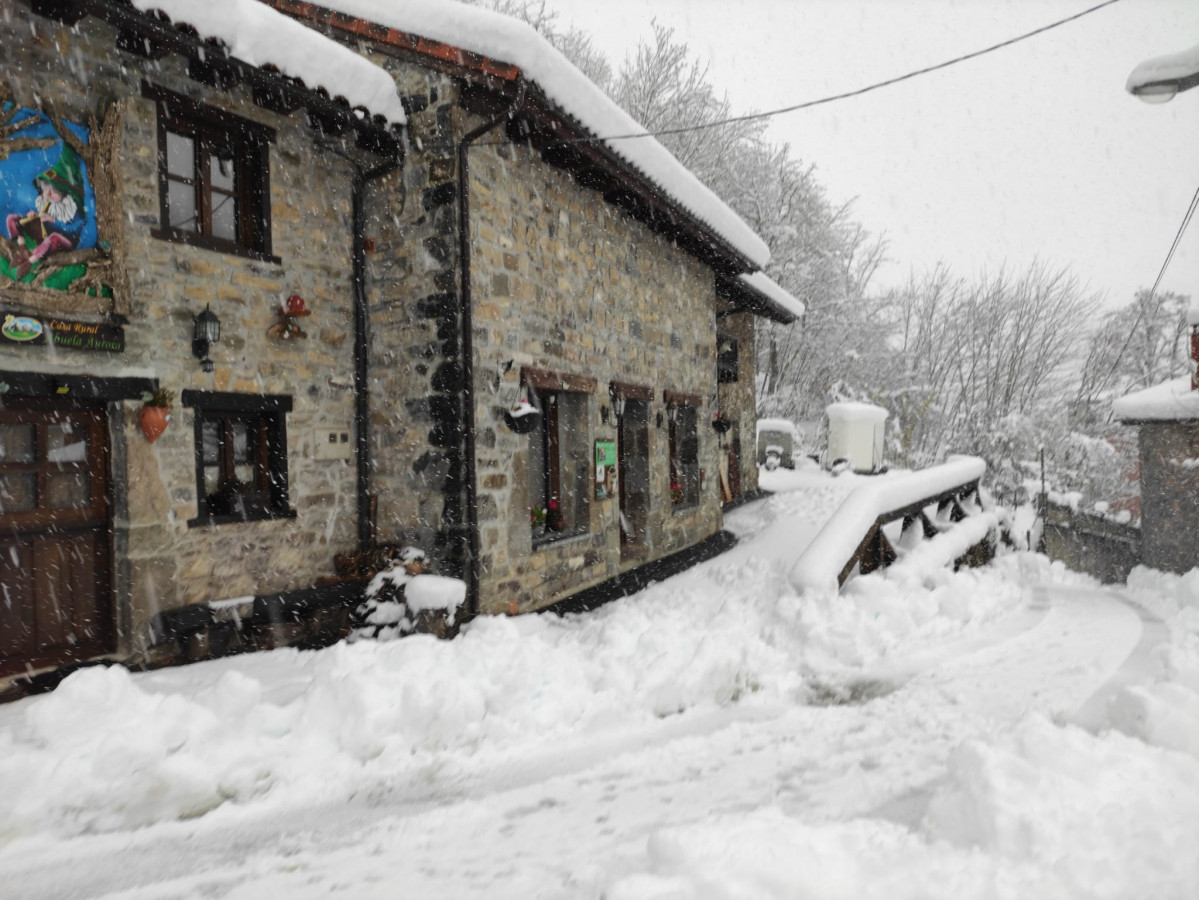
(1, 467), (1197, 899)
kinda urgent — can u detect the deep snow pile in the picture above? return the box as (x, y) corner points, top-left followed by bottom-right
(1, 470), (1198, 899)
(1111, 566), (1199, 759)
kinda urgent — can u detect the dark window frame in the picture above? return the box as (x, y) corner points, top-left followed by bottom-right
(182, 391), (294, 527)
(525, 368), (594, 548)
(145, 84), (278, 262)
(717, 333), (739, 383)
(665, 390), (702, 511)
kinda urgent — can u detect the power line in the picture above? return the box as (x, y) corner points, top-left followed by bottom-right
(1148, 183), (1199, 299)
(502, 0), (1125, 147)
(1093, 182), (1199, 404)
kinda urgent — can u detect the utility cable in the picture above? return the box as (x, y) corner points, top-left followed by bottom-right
(493, 0), (1125, 147)
(1093, 182), (1199, 405)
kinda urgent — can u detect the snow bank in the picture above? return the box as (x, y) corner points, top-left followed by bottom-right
(314, 0), (769, 266)
(131, 0), (406, 126)
(1105, 566), (1199, 759)
(603, 709), (1199, 899)
(0, 477), (1039, 843)
(926, 713), (1199, 895)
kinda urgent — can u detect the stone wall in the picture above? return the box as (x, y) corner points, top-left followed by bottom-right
(1138, 421), (1199, 574)
(1043, 502), (1140, 584)
(1, 9), (364, 661)
(467, 139), (725, 615)
(357, 56), (472, 578)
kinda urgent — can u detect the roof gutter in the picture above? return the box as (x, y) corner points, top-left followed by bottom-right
(458, 77), (527, 619)
(352, 156), (403, 550)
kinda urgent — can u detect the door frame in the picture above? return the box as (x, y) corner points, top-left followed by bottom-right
(1, 396), (115, 676)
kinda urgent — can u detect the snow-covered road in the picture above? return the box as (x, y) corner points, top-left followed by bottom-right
(2, 470), (1197, 899)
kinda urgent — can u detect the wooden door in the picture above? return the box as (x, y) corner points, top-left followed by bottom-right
(618, 399), (650, 554)
(728, 422), (742, 499)
(0, 401), (112, 677)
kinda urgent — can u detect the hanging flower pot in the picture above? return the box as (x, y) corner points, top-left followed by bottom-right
(712, 412), (732, 434)
(504, 390), (541, 434)
(139, 405), (170, 443)
(139, 387), (175, 443)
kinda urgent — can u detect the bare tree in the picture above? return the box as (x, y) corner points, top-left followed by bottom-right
(1072, 289), (1190, 429)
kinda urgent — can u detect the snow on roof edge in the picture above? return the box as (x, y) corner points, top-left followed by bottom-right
(1112, 376), (1199, 422)
(737, 272), (805, 322)
(129, 0), (406, 127)
(308, 0), (770, 268)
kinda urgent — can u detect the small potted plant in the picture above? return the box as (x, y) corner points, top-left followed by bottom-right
(139, 387), (175, 443)
(546, 499), (565, 532)
(712, 411), (732, 434)
(530, 505), (547, 537)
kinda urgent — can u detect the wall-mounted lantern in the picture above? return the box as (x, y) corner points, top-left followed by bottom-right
(607, 383), (627, 421)
(192, 304), (220, 373)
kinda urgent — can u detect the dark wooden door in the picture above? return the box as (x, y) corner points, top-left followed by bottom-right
(618, 399), (650, 554)
(728, 423), (742, 499)
(0, 401), (112, 676)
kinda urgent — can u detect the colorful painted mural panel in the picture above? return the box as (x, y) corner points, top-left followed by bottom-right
(0, 101), (108, 296)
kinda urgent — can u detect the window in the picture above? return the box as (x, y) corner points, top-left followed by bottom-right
(717, 333), (739, 383)
(667, 392), (701, 510)
(525, 369), (594, 544)
(182, 391), (293, 526)
(147, 85), (275, 259)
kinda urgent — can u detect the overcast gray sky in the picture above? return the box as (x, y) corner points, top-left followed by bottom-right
(545, 0), (1199, 308)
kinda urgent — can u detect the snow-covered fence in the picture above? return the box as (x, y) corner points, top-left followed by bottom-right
(790, 456), (997, 594)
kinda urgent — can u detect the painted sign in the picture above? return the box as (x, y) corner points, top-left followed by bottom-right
(1, 102), (107, 296)
(595, 440), (617, 467)
(1, 310), (124, 353)
(595, 439), (617, 500)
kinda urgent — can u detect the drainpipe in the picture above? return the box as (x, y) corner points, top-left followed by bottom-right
(353, 156), (402, 550)
(458, 78), (527, 617)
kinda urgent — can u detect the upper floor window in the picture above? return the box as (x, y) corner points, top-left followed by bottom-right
(146, 85), (275, 260)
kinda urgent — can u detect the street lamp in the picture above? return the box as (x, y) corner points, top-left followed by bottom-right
(1126, 42), (1199, 104)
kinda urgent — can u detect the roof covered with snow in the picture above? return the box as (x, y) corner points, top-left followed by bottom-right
(294, 0), (770, 268)
(737, 272), (805, 322)
(1126, 42), (1199, 95)
(130, 0), (406, 126)
(1113, 376), (1199, 422)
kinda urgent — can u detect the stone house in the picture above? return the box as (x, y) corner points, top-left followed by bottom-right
(270, 0), (803, 617)
(1113, 374), (1199, 574)
(1, 0), (801, 693)
(0, 0), (405, 690)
